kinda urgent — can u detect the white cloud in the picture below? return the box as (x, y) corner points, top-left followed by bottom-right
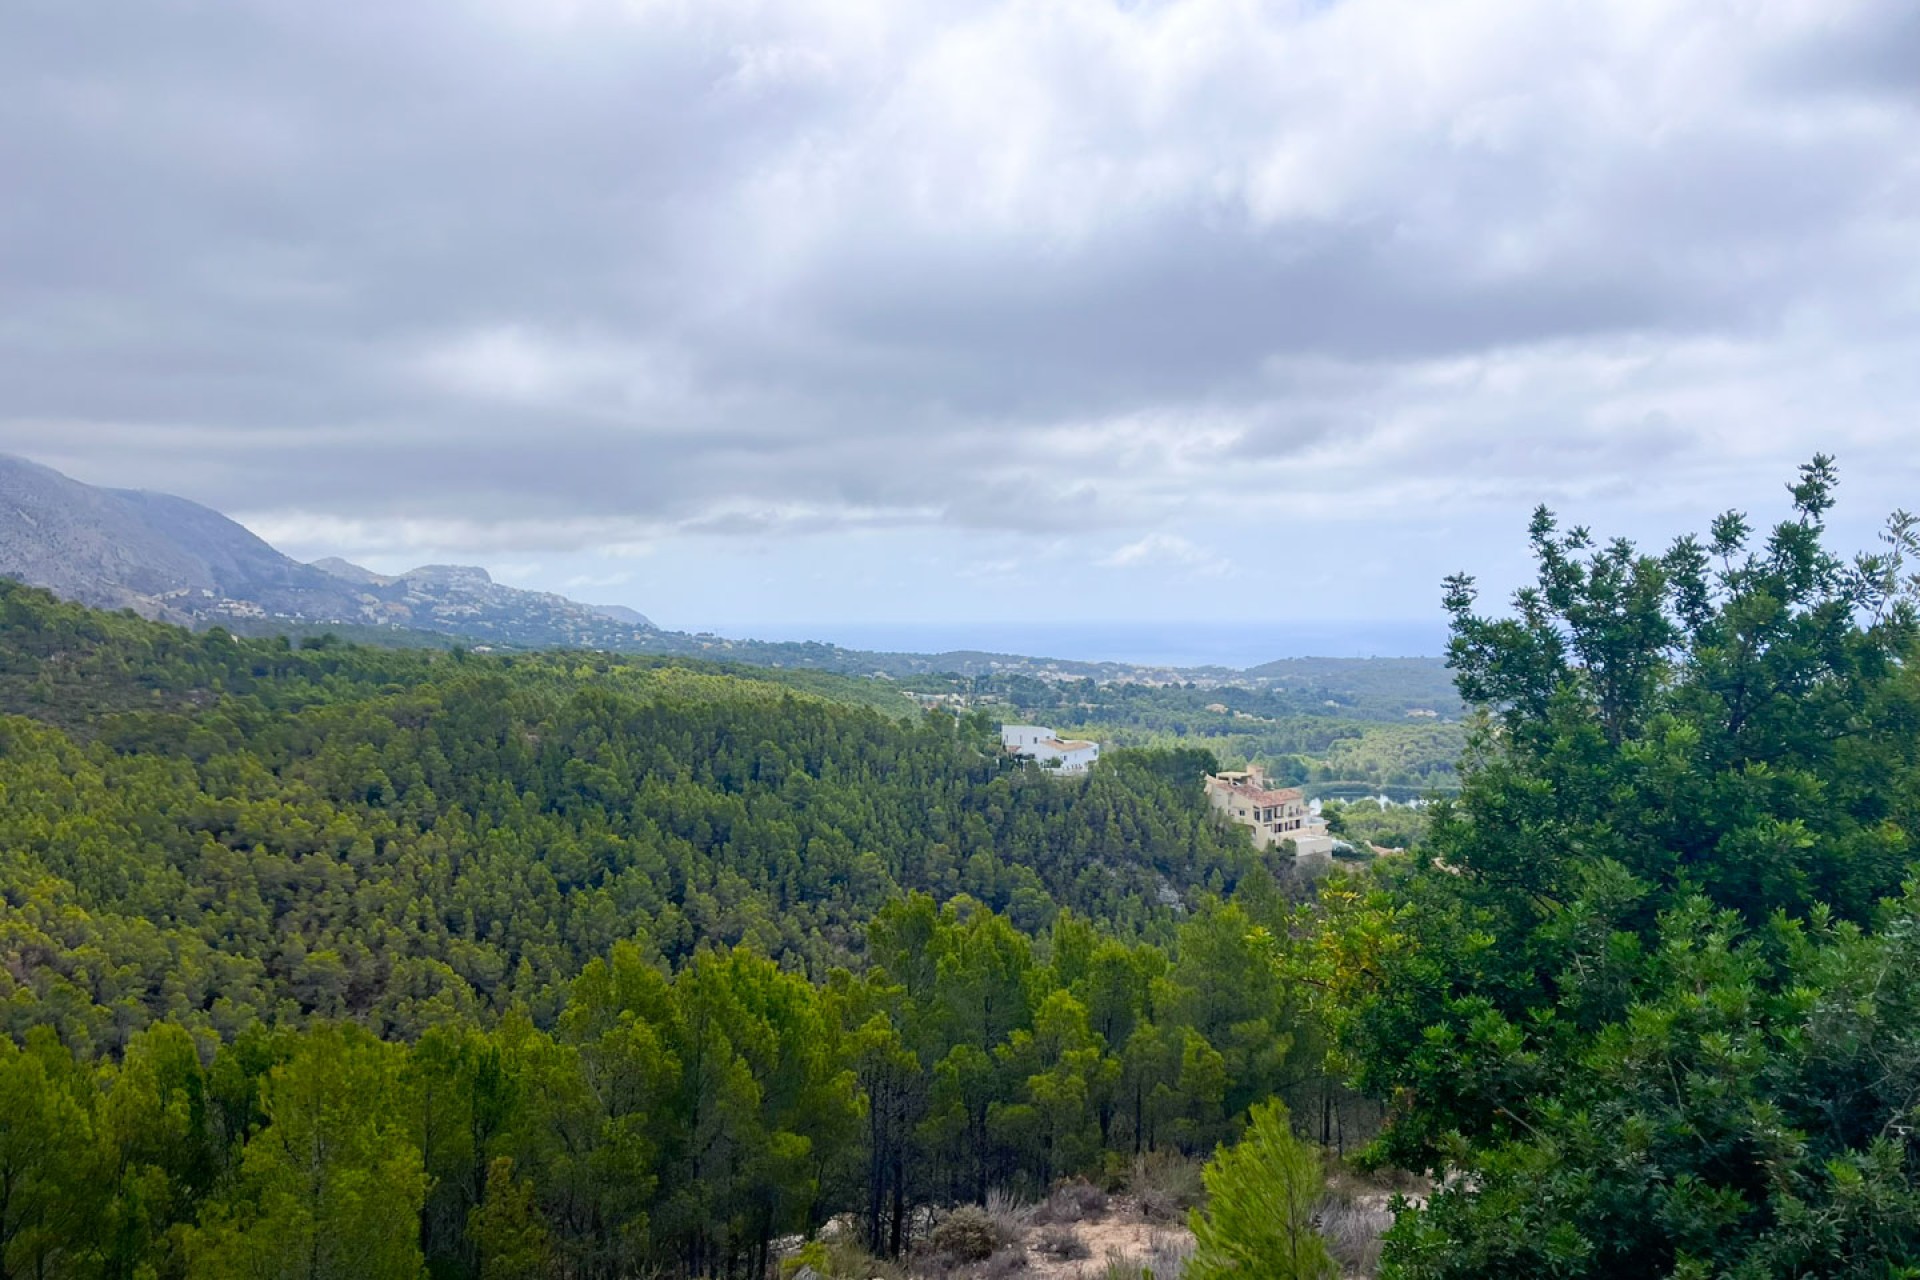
(563, 570), (632, 589)
(1098, 533), (1229, 576)
(413, 327), (691, 413)
(3, 0), (1916, 627)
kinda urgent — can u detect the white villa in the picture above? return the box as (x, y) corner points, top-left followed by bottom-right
(1204, 765), (1336, 861)
(1001, 725), (1101, 775)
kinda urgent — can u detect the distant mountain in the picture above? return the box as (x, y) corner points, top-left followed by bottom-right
(0, 454), (1174, 677)
(303, 558), (665, 649)
(0, 453), (365, 621)
(591, 603), (655, 628)
(0, 454), (664, 650)
(309, 556), (391, 587)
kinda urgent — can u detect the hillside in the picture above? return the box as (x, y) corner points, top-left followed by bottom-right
(907, 671), (1467, 802)
(0, 452), (364, 620)
(0, 580), (1377, 1278)
(0, 453), (680, 649)
(0, 580), (1304, 1025)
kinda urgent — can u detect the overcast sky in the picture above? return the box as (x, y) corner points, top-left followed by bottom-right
(3, 0), (1916, 647)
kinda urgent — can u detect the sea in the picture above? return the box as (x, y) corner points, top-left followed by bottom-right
(729, 620), (1449, 670)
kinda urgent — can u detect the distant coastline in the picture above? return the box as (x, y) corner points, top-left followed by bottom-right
(700, 620), (1451, 670)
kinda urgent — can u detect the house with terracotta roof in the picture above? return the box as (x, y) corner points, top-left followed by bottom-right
(1204, 765), (1336, 861)
(1000, 724), (1101, 775)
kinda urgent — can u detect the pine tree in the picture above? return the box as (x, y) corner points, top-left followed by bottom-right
(1187, 1100), (1334, 1280)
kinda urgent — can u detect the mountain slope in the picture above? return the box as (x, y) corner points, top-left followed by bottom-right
(0, 452), (361, 619)
(306, 559), (669, 648)
(0, 453), (666, 645)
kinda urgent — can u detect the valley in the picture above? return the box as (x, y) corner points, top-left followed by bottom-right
(0, 580), (1384, 1278)
(5, 468), (1913, 1280)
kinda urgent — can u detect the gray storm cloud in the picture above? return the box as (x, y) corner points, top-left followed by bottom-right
(2, 0), (1916, 569)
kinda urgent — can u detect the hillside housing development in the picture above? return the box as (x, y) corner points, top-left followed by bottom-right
(1000, 724), (1101, 775)
(1204, 765), (1337, 861)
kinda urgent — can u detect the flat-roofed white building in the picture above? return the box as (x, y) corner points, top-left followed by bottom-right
(1001, 724), (1101, 775)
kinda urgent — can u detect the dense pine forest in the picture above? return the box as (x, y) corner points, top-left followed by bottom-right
(0, 583), (1276, 1039)
(0, 578), (1361, 1279)
(10, 460), (1920, 1279)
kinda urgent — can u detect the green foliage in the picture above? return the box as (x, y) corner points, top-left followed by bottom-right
(0, 582), (1365, 1279)
(981, 671), (1465, 797)
(0, 885), (1338, 1278)
(0, 1031), (98, 1280)
(1188, 1100), (1336, 1280)
(929, 1205), (1016, 1263)
(1321, 798), (1427, 851)
(469, 1158), (553, 1280)
(979, 659), (1464, 725)
(187, 1027), (428, 1280)
(0, 579), (1279, 1052)
(1329, 462), (1920, 1276)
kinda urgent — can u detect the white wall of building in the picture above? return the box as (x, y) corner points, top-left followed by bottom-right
(1000, 725), (1101, 775)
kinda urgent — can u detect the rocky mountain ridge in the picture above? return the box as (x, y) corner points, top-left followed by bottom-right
(0, 454), (658, 649)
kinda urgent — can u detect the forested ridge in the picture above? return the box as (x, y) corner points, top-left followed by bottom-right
(0, 579), (1358, 1280)
(0, 579), (1284, 1043)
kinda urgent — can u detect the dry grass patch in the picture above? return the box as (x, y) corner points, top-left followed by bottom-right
(1315, 1193), (1392, 1277)
(1126, 1153), (1205, 1225)
(1033, 1226), (1091, 1262)
(1035, 1179), (1110, 1225)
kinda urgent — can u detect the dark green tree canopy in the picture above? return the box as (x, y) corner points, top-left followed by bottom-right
(0, 578), (1368, 1280)
(1343, 461), (1920, 1278)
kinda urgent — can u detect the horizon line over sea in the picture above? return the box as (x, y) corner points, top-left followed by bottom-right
(704, 620), (1451, 670)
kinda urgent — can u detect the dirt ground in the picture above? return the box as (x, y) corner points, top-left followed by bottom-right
(811, 1168), (1420, 1280)
(1017, 1196), (1193, 1280)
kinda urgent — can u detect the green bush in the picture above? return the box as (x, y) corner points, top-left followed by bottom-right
(931, 1206), (1015, 1264)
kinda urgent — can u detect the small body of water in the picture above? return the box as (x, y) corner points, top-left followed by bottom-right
(727, 620), (1448, 669)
